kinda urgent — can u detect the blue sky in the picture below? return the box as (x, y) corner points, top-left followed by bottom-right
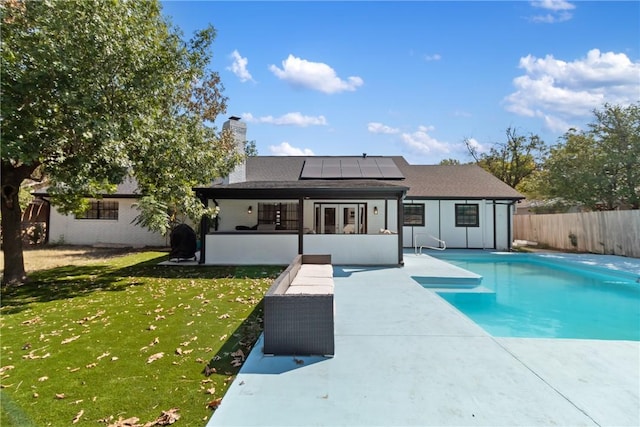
(161, 1), (640, 164)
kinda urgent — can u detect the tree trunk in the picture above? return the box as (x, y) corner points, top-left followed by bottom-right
(1, 163), (31, 285)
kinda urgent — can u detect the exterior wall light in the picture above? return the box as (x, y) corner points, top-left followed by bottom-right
(373, 206), (379, 215)
(247, 206), (253, 214)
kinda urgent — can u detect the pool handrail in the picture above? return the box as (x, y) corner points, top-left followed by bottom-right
(414, 233), (446, 254)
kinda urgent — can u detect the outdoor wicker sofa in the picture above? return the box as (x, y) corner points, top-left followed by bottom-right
(263, 254), (335, 356)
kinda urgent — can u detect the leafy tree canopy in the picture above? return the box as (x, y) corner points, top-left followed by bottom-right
(464, 127), (547, 191)
(1, 0), (241, 284)
(539, 103), (640, 210)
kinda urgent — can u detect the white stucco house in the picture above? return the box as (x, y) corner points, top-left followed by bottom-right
(35, 117), (524, 260)
(34, 177), (168, 247)
(194, 118), (524, 266)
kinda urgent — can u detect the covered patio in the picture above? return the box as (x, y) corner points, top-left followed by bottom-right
(194, 180), (409, 266)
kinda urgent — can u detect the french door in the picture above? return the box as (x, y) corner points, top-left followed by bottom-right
(314, 203), (366, 234)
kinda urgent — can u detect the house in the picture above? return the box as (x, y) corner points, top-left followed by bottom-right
(33, 177), (168, 247)
(34, 116), (524, 257)
(194, 118), (524, 266)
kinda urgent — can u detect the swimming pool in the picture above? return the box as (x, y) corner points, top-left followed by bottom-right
(429, 252), (640, 341)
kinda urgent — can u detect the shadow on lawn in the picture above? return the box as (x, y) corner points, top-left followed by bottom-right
(0, 253), (280, 315)
(204, 302), (265, 381)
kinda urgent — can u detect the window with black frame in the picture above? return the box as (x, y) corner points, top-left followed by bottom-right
(403, 203), (425, 226)
(257, 202), (299, 230)
(76, 200), (119, 220)
(455, 204), (479, 227)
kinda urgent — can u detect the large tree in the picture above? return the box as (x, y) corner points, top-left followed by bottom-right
(540, 103), (640, 210)
(465, 127), (547, 190)
(1, 0), (241, 284)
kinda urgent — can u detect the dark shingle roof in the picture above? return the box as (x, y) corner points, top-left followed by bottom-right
(240, 156), (523, 200)
(390, 157), (524, 199)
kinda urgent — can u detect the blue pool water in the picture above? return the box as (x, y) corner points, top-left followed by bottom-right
(430, 252), (640, 341)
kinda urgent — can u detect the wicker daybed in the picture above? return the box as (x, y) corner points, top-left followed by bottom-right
(263, 254), (335, 356)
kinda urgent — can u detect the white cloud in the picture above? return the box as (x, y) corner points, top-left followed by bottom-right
(400, 125), (450, 156)
(424, 54), (442, 62)
(531, 0), (575, 12)
(269, 54), (364, 94)
(464, 137), (488, 154)
(530, 0), (575, 23)
(242, 112), (327, 127)
(504, 49), (640, 132)
(268, 142), (315, 156)
(227, 50), (254, 82)
(367, 122), (400, 135)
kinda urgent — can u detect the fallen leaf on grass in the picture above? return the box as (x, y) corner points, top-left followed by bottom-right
(144, 407), (180, 426)
(106, 416), (140, 427)
(72, 409), (84, 424)
(21, 317), (41, 325)
(0, 366), (15, 375)
(218, 313), (230, 319)
(147, 325), (157, 331)
(147, 352), (164, 364)
(207, 398), (222, 410)
(62, 335), (80, 345)
(219, 334), (228, 341)
(203, 365), (216, 376)
(55, 393), (65, 399)
(97, 352), (111, 360)
(205, 387), (216, 395)
(38, 376), (48, 382)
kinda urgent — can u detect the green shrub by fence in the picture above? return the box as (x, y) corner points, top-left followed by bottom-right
(514, 210), (640, 258)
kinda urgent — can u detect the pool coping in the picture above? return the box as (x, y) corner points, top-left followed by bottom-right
(206, 251), (640, 427)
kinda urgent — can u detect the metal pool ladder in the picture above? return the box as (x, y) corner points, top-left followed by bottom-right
(414, 233), (446, 254)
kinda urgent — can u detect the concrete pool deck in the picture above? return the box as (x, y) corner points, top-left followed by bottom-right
(207, 251), (640, 427)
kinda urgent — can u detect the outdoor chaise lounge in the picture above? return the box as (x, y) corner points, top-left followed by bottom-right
(263, 254), (335, 356)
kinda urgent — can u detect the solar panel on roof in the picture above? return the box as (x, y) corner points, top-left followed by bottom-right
(375, 158), (404, 179)
(299, 157), (404, 179)
(300, 159), (323, 178)
(341, 165), (362, 178)
(322, 164), (341, 178)
(360, 163), (383, 178)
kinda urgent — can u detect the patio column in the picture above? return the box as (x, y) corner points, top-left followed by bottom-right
(298, 197), (304, 254)
(397, 195), (404, 266)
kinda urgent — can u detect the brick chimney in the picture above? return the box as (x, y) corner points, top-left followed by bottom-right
(222, 116), (247, 184)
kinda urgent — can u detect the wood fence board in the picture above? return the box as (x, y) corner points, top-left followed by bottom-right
(514, 210), (640, 258)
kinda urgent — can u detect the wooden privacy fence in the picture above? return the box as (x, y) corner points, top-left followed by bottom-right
(514, 210), (640, 258)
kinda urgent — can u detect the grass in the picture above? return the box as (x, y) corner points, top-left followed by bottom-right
(0, 250), (283, 426)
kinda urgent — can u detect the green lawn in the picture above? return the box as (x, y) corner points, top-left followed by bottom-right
(0, 251), (282, 426)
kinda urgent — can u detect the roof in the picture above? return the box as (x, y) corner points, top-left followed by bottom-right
(200, 156), (524, 200)
(390, 157), (524, 199)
